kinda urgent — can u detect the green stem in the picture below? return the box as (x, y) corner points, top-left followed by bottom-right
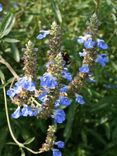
(31, 97), (42, 107)
(0, 56), (19, 79)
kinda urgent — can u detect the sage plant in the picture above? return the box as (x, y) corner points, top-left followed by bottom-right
(5, 13), (109, 156)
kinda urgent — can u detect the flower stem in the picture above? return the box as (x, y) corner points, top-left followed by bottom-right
(0, 56), (19, 79)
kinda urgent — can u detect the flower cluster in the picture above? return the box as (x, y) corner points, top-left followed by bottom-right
(7, 77), (36, 98)
(6, 77), (42, 119)
(77, 35), (108, 50)
(11, 105), (41, 119)
(77, 34), (109, 67)
(6, 15), (109, 156)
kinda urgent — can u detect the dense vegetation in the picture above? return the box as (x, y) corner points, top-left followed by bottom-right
(0, 0), (117, 156)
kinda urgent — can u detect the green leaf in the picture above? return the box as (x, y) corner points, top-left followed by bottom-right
(0, 13), (15, 38)
(3, 38), (20, 43)
(11, 43), (20, 62)
(64, 103), (77, 142)
(24, 137), (35, 145)
(51, 0), (62, 24)
(0, 70), (5, 81)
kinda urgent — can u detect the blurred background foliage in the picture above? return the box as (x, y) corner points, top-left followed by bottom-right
(0, 0), (117, 156)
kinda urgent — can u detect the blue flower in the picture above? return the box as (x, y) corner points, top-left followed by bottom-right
(33, 108), (42, 116)
(62, 69), (72, 81)
(97, 39), (108, 50)
(0, 3), (3, 12)
(40, 73), (58, 89)
(38, 90), (47, 102)
(75, 94), (85, 105)
(15, 77), (26, 87)
(79, 64), (89, 73)
(52, 149), (62, 156)
(23, 80), (36, 91)
(59, 96), (71, 106)
(54, 141), (64, 148)
(7, 88), (16, 98)
(77, 36), (85, 44)
(95, 54), (109, 67)
(84, 38), (96, 49)
(55, 100), (60, 108)
(36, 30), (50, 40)
(21, 105), (34, 117)
(11, 106), (21, 119)
(15, 77), (36, 91)
(79, 51), (87, 57)
(53, 109), (66, 124)
(59, 85), (68, 93)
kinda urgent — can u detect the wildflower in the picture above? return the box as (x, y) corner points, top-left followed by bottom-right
(59, 85), (68, 93)
(38, 90), (47, 102)
(52, 149), (62, 156)
(15, 77), (36, 91)
(55, 100), (60, 108)
(79, 50), (87, 57)
(95, 54), (109, 67)
(84, 38), (96, 49)
(40, 73), (58, 89)
(97, 39), (108, 50)
(33, 108), (42, 116)
(11, 106), (21, 119)
(21, 104), (34, 117)
(53, 109), (66, 124)
(23, 80), (36, 91)
(0, 3), (3, 12)
(7, 88), (16, 98)
(79, 64), (89, 73)
(36, 30), (50, 40)
(54, 141), (64, 148)
(62, 69), (72, 81)
(77, 36), (85, 44)
(59, 96), (71, 106)
(75, 94), (85, 105)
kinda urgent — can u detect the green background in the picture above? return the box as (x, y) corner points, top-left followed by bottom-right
(0, 0), (117, 156)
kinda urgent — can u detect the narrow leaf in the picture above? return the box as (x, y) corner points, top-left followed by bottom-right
(24, 137), (35, 145)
